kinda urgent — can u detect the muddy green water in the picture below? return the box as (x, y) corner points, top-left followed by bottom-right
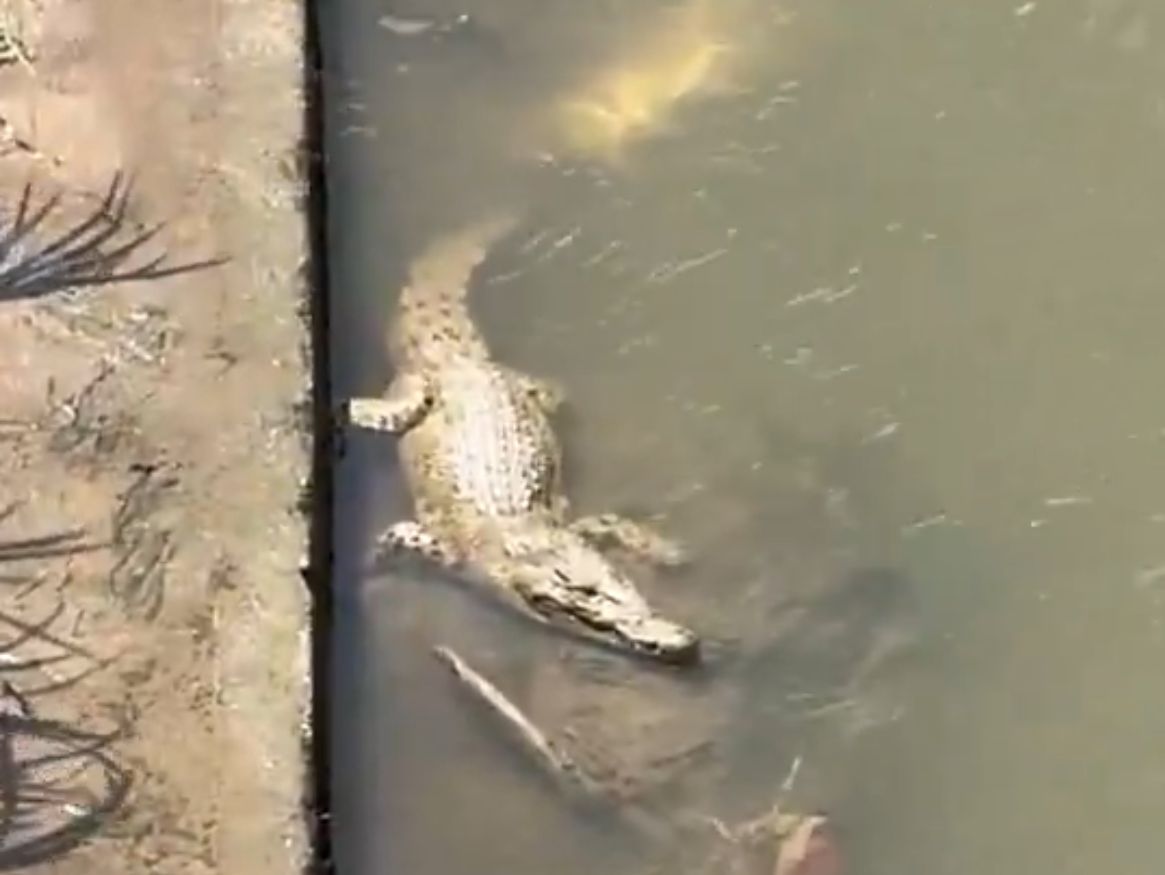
(322, 2), (1165, 873)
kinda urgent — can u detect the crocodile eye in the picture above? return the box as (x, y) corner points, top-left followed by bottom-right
(552, 568), (571, 584)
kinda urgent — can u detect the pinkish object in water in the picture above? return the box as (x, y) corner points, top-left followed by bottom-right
(775, 815), (843, 875)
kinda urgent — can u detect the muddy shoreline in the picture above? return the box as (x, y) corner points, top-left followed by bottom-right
(0, 1), (320, 873)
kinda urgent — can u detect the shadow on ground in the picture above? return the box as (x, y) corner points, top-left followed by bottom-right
(0, 173), (224, 304)
(0, 174), (225, 869)
(0, 523), (130, 870)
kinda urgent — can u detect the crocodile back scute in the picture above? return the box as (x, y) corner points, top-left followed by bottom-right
(403, 362), (560, 521)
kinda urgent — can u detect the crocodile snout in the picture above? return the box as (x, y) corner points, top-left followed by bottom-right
(615, 615), (701, 665)
(516, 560), (702, 666)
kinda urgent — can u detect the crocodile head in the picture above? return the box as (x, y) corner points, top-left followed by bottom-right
(503, 530), (701, 665)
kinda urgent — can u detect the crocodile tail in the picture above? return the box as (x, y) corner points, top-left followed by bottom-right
(394, 211), (520, 361)
(401, 211), (518, 310)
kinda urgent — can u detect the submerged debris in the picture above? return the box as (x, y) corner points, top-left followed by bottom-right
(378, 12), (472, 38)
(773, 815), (841, 875)
(433, 646), (600, 798)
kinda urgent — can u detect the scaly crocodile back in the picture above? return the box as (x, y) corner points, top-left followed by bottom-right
(392, 213), (518, 370)
(371, 215), (701, 663)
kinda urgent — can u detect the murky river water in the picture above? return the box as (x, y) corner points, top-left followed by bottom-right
(321, 2), (1165, 873)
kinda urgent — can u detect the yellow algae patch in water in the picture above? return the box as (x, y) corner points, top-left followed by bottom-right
(548, 0), (753, 167)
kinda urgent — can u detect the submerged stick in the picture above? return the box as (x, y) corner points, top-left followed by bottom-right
(434, 644), (841, 867)
(433, 646), (589, 789)
(432, 645), (677, 843)
(434, 647), (678, 833)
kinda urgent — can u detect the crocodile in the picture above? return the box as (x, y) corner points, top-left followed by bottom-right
(342, 215), (701, 664)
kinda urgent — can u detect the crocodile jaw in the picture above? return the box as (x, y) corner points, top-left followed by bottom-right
(609, 614), (701, 665)
(506, 537), (701, 665)
(523, 580), (701, 665)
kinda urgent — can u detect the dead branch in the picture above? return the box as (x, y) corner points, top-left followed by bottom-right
(433, 646), (583, 787)
(432, 645), (675, 843)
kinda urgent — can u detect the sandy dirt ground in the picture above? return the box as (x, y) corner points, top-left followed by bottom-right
(0, 1), (314, 873)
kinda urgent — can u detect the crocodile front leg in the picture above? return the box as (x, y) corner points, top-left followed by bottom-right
(569, 513), (688, 567)
(344, 372), (432, 434)
(374, 520), (460, 567)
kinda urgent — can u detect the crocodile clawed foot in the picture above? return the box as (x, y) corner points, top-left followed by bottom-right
(569, 513), (690, 568)
(344, 373), (432, 435)
(504, 368), (565, 414)
(373, 520), (459, 567)
(527, 377), (565, 414)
